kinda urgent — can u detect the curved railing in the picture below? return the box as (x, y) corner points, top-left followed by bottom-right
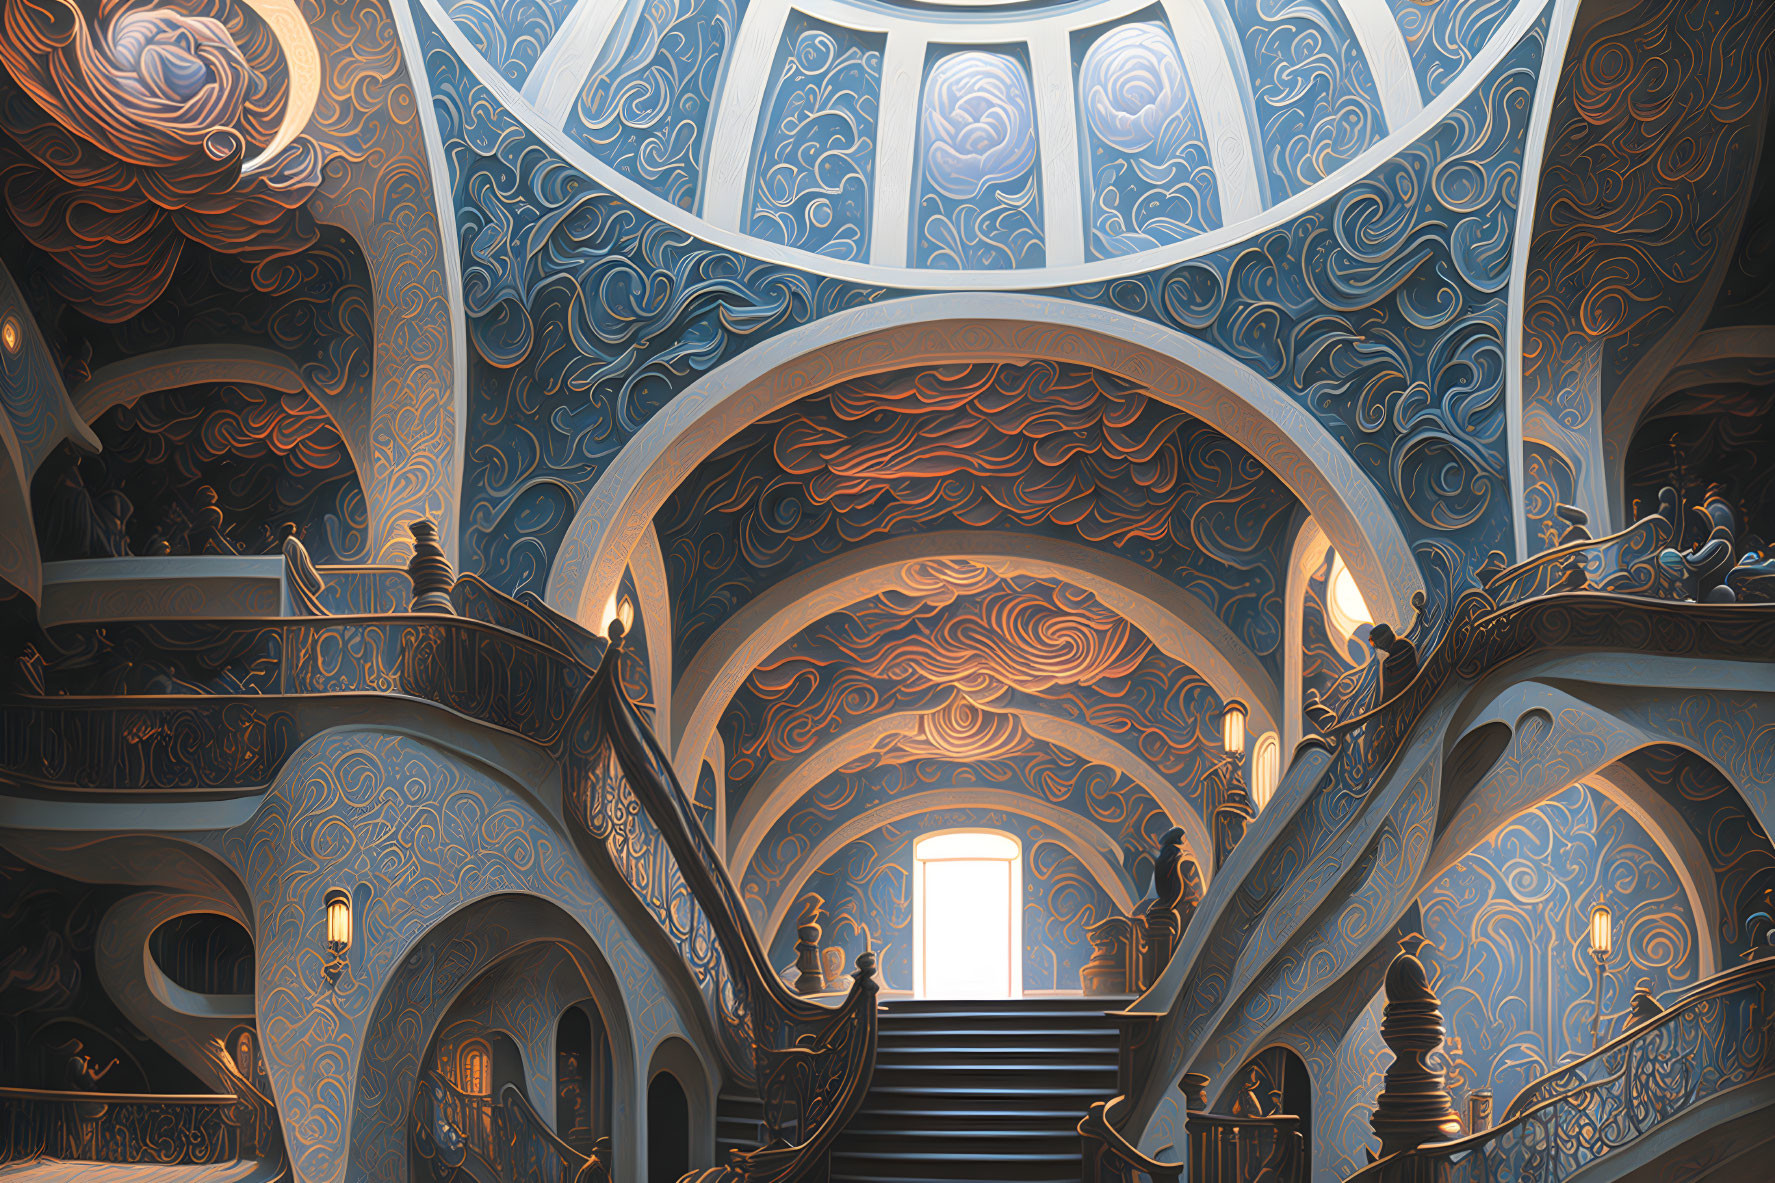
(566, 633), (879, 1183)
(1080, 1095), (1306, 1183)
(1482, 512), (1676, 609)
(1086, 592), (1775, 1172)
(1346, 957), (1775, 1183)
(0, 1086), (259, 1167)
(413, 1072), (610, 1183)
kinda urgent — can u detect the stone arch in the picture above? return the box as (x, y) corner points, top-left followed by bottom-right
(727, 706), (1215, 887)
(647, 1035), (715, 1177)
(671, 530), (1281, 784)
(351, 892), (640, 1183)
(545, 294), (1424, 635)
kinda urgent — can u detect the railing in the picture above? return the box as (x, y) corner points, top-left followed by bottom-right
(566, 632), (879, 1183)
(1346, 957), (1775, 1183)
(0, 1086), (254, 1167)
(1080, 1095), (1305, 1183)
(413, 1072), (609, 1183)
(1084, 591), (1775, 1177)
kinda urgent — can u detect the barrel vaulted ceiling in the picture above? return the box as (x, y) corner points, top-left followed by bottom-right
(0, 0), (1769, 975)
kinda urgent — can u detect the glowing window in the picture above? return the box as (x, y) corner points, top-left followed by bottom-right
(1325, 554), (1372, 646)
(1251, 732), (1281, 812)
(458, 1041), (491, 1095)
(914, 831), (1021, 999)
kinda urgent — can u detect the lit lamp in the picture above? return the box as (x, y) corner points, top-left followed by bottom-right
(1588, 901), (1612, 1046)
(1221, 700), (1247, 756)
(603, 593), (636, 641)
(324, 889), (352, 983)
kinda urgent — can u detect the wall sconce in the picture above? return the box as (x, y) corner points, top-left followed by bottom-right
(324, 888), (352, 983)
(1588, 901), (1612, 1046)
(1221, 700), (1247, 756)
(0, 317), (18, 354)
(602, 593), (636, 640)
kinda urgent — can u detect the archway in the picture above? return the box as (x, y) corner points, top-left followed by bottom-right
(647, 1072), (690, 1183)
(545, 295), (1423, 634)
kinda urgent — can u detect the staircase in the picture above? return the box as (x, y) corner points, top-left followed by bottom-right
(830, 997), (1127, 1183)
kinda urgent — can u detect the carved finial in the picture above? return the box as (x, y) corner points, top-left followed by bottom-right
(794, 895), (825, 996)
(407, 521), (455, 614)
(1371, 934), (1460, 1158)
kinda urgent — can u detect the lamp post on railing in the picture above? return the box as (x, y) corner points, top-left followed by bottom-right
(1589, 902), (1612, 1048)
(1211, 701), (1253, 867)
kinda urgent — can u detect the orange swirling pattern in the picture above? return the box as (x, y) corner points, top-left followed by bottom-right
(0, 0), (321, 320)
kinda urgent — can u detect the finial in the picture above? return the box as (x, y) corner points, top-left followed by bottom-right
(406, 520), (455, 614)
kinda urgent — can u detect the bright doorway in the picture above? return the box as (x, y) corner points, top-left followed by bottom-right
(914, 831), (1021, 998)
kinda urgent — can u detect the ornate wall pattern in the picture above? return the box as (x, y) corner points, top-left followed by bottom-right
(1385, 0), (1518, 100)
(740, 741), (1175, 925)
(748, 14), (882, 262)
(713, 566), (1225, 826)
(1520, 0), (1775, 541)
(1318, 783), (1703, 1173)
(1077, 21), (1221, 259)
(1060, 20), (1543, 591)
(206, 728), (692, 1183)
(568, 0), (741, 211)
(656, 363), (1297, 681)
(914, 49), (1044, 270)
(1230, 0), (1387, 200)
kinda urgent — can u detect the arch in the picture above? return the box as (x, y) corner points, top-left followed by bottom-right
(71, 345), (307, 424)
(350, 893), (640, 1183)
(647, 1036), (714, 1178)
(671, 529), (1281, 779)
(728, 707), (1216, 887)
(545, 294), (1422, 635)
(760, 787), (1148, 950)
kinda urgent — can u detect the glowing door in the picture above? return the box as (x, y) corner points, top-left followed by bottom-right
(915, 832), (1021, 999)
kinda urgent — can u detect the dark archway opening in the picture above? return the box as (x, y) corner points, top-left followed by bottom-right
(556, 1003), (613, 1154)
(148, 913), (254, 995)
(1226, 1045), (1311, 1157)
(647, 1071), (690, 1183)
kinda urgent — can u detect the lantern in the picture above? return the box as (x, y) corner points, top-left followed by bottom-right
(1589, 902), (1612, 962)
(1222, 700), (1247, 756)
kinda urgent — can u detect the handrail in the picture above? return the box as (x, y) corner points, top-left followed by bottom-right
(413, 1070), (609, 1183)
(1080, 1095), (1182, 1182)
(1092, 594), (1775, 1170)
(0, 1085), (258, 1167)
(575, 631), (879, 1183)
(1343, 956), (1775, 1183)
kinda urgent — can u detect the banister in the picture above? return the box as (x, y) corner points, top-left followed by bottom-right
(577, 628), (880, 1183)
(1341, 955), (1775, 1183)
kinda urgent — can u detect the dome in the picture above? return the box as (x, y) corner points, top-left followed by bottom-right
(435, 0), (1531, 283)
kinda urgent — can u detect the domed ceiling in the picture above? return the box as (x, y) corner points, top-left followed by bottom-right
(435, 0), (1530, 280)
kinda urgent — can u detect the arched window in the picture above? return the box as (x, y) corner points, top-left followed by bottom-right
(914, 831), (1022, 999)
(458, 1040), (491, 1096)
(1252, 732), (1281, 813)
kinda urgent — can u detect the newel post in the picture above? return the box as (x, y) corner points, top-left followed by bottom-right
(1370, 934), (1461, 1159)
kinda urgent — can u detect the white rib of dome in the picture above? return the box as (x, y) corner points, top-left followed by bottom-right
(426, 0), (1547, 289)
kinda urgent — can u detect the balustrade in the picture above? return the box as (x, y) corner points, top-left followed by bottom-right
(0, 1087), (254, 1168)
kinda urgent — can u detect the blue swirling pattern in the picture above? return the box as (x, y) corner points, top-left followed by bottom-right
(421, 8), (885, 596)
(569, 0), (744, 210)
(748, 14), (882, 261)
(446, 0), (577, 87)
(915, 50), (1044, 269)
(1383, 0), (1519, 100)
(1062, 22), (1542, 568)
(1078, 21), (1221, 257)
(1233, 0), (1388, 199)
